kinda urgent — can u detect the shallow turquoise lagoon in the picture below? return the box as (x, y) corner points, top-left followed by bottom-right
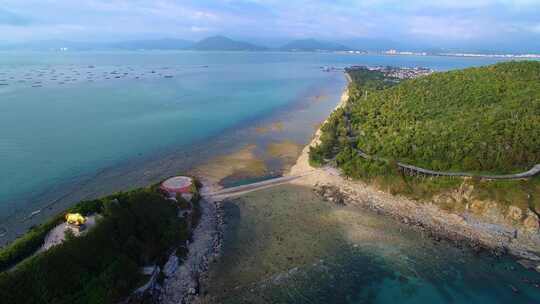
(206, 185), (540, 304)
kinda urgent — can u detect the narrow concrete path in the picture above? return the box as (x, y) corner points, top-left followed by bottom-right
(203, 172), (313, 200)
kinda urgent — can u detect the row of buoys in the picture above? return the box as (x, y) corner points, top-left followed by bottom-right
(0, 65), (191, 89)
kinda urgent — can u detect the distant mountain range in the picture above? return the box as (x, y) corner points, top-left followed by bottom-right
(0, 38), (194, 51)
(108, 38), (193, 50)
(0, 36), (357, 52)
(1, 36), (537, 54)
(0, 40), (101, 51)
(280, 39), (350, 51)
(189, 35), (267, 51)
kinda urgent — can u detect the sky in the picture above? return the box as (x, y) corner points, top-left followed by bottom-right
(0, 0), (539, 52)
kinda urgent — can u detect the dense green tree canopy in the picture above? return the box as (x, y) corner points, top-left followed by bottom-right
(312, 61), (540, 174)
(0, 186), (198, 304)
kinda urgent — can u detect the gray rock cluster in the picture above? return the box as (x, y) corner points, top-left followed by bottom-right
(313, 183), (347, 205)
(157, 199), (225, 304)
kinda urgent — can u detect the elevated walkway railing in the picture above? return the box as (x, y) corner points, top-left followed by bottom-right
(354, 148), (540, 180)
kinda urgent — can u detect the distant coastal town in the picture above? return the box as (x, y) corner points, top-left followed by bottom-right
(321, 65), (432, 79)
(358, 65), (433, 79)
(364, 49), (540, 59)
(337, 48), (540, 59)
(436, 52), (540, 59)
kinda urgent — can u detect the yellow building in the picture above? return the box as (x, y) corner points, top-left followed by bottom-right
(65, 213), (86, 226)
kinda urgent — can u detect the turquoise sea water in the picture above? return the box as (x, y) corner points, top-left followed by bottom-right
(207, 185), (540, 304)
(0, 51), (513, 240)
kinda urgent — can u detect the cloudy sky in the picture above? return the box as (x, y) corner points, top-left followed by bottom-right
(1, 0), (539, 51)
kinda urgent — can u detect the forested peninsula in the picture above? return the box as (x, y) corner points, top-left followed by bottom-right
(310, 61), (540, 210)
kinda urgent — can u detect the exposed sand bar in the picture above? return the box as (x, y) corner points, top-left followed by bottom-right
(190, 144), (267, 187)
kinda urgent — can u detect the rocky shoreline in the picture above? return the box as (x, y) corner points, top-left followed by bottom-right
(313, 182), (509, 256)
(288, 85), (540, 272)
(156, 190), (225, 304)
(293, 163), (540, 271)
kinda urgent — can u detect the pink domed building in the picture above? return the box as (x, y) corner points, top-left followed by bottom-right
(160, 176), (193, 197)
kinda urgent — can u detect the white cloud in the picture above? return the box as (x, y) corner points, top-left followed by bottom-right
(190, 26), (211, 32)
(528, 23), (540, 33)
(499, 0), (540, 8)
(407, 16), (484, 40)
(0, 0), (538, 50)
